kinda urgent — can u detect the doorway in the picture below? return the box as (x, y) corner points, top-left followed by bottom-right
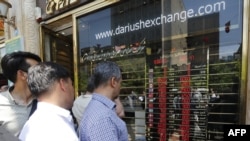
(41, 16), (74, 80)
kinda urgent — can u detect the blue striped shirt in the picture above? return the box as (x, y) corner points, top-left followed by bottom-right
(79, 94), (128, 141)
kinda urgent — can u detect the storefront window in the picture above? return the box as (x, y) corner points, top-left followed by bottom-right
(77, 0), (243, 140)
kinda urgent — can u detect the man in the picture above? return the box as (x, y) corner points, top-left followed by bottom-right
(168, 129), (180, 141)
(19, 62), (78, 141)
(79, 61), (128, 141)
(72, 79), (125, 126)
(0, 51), (41, 137)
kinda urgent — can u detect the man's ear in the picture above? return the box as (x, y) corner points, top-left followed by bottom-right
(17, 70), (27, 80)
(110, 77), (117, 88)
(59, 78), (66, 92)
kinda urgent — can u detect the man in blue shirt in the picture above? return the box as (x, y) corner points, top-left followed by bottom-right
(79, 61), (128, 141)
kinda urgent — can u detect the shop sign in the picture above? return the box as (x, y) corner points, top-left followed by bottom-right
(5, 36), (24, 53)
(81, 45), (145, 62)
(46, 0), (79, 14)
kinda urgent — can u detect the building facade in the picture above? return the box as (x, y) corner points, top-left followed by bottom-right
(2, 0), (250, 141)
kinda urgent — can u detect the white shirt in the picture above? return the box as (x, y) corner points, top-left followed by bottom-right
(72, 94), (92, 125)
(19, 102), (78, 141)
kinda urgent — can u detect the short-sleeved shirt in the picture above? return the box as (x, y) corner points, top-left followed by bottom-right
(79, 94), (128, 141)
(0, 88), (33, 136)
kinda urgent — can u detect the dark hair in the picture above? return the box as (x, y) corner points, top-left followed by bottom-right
(0, 73), (8, 87)
(91, 61), (121, 88)
(1, 51), (41, 82)
(27, 62), (70, 97)
(86, 77), (95, 93)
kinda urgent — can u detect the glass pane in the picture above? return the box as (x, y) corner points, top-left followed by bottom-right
(77, 0), (243, 140)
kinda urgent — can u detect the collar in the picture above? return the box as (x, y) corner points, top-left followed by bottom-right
(37, 102), (72, 121)
(92, 93), (116, 110)
(4, 86), (33, 106)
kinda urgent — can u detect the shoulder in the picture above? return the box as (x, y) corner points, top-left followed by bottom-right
(73, 95), (92, 107)
(0, 126), (19, 141)
(26, 109), (72, 129)
(0, 91), (11, 104)
(75, 94), (92, 101)
(84, 101), (109, 118)
(20, 119), (78, 141)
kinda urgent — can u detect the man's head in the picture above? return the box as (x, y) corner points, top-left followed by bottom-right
(27, 62), (74, 109)
(1, 51), (41, 83)
(91, 61), (122, 100)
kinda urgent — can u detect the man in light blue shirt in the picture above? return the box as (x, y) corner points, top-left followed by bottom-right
(79, 61), (128, 141)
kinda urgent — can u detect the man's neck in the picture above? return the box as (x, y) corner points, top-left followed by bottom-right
(10, 86), (33, 105)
